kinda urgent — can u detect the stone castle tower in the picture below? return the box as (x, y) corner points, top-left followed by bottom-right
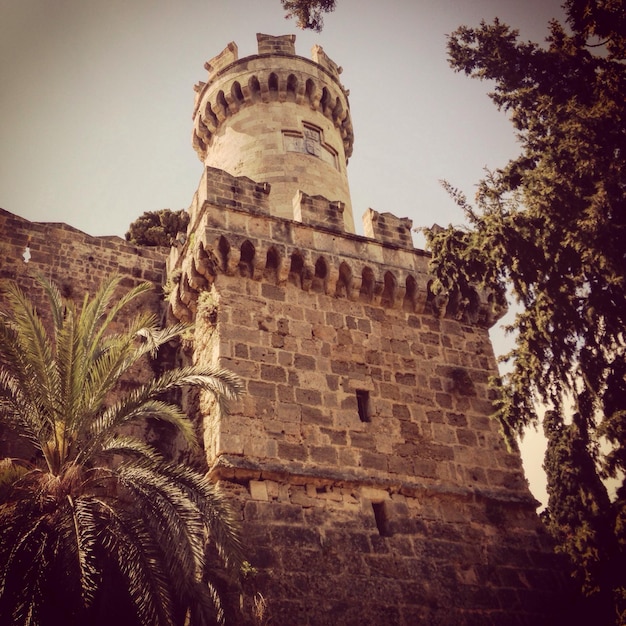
(0, 31), (570, 626)
(164, 34), (567, 624)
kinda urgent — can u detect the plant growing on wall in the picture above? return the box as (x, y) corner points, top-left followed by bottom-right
(0, 274), (245, 626)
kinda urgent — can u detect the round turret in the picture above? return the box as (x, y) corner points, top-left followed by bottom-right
(192, 34), (355, 232)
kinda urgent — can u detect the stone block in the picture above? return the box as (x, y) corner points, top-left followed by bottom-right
(250, 480), (269, 501)
(361, 487), (389, 502)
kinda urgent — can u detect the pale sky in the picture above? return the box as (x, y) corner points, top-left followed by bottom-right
(0, 0), (566, 506)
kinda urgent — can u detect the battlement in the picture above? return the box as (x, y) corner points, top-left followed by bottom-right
(363, 208), (414, 249)
(293, 191), (345, 232)
(168, 167), (503, 329)
(257, 33), (297, 56)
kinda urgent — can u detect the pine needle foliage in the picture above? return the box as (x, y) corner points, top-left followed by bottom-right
(126, 209), (189, 247)
(280, 0), (336, 32)
(0, 274), (246, 626)
(425, 0), (626, 621)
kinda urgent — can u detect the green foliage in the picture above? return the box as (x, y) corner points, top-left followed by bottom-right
(426, 0), (626, 620)
(0, 275), (246, 626)
(280, 0), (336, 32)
(541, 411), (618, 616)
(126, 209), (190, 247)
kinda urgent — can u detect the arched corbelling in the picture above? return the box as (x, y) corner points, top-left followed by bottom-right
(446, 287), (462, 320)
(332, 97), (344, 124)
(312, 256), (328, 293)
(197, 71), (353, 159)
(170, 286), (192, 323)
(268, 72), (279, 100)
(288, 251), (305, 288)
(359, 267), (375, 302)
(216, 90), (229, 121)
(189, 257), (208, 292)
(195, 241), (219, 281)
(341, 115), (354, 158)
(381, 271), (397, 308)
(179, 272), (198, 315)
(335, 261), (352, 298)
(264, 246), (280, 284)
(286, 74), (298, 102)
(238, 240), (255, 278)
(426, 279), (448, 318)
(403, 274), (418, 312)
(203, 102), (218, 132)
(305, 78), (317, 110)
(217, 236), (230, 273)
(193, 118), (210, 155)
(462, 287), (481, 324)
(320, 87), (332, 116)
(248, 75), (261, 102)
(231, 81), (244, 104)
(228, 81), (244, 114)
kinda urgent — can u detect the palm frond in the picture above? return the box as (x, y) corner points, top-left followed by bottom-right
(85, 366), (242, 460)
(116, 464), (206, 579)
(0, 507), (49, 621)
(66, 495), (101, 609)
(0, 281), (59, 423)
(81, 400), (196, 465)
(80, 276), (153, 361)
(53, 297), (82, 463)
(36, 273), (66, 331)
(99, 435), (165, 463)
(94, 498), (177, 626)
(80, 312), (159, 412)
(188, 578), (226, 626)
(158, 463), (245, 572)
(135, 321), (193, 358)
(0, 371), (44, 448)
(0, 458), (32, 501)
(76, 273), (121, 353)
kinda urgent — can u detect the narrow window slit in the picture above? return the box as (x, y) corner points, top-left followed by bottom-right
(356, 389), (370, 423)
(372, 502), (391, 537)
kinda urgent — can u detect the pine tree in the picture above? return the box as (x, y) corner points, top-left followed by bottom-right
(425, 0), (626, 619)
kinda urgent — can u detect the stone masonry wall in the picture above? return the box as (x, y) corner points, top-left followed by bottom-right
(0, 208), (165, 301)
(166, 168), (569, 625)
(204, 276), (563, 625)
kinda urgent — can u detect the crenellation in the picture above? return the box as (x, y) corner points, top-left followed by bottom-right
(171, 172), (504, 328)
(257, 33), (297, 57)
(363, 207), (414, 249)
(203, 41), (238, 79)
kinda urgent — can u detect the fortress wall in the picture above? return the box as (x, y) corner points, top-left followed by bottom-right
(165, 167), (567, 624)
(0, 208), (165, 299)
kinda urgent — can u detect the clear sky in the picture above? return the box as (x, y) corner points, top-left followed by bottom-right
(0, 0), (566, 505)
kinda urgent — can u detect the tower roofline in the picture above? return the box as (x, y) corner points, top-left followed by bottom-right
(192, 34), (354, 163)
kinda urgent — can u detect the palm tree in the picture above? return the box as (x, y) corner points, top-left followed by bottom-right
(0, 274), (246, 626)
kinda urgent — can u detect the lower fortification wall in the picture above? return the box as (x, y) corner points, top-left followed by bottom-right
(0, 208), (168, 458)
(190, 270), (570, 625)
(0, 208), (165, 297)
(220, 477), (566, 625)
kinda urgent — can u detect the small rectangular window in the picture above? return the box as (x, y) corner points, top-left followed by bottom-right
(372, 502), (391, 537)
(356, 389), (370, 422)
